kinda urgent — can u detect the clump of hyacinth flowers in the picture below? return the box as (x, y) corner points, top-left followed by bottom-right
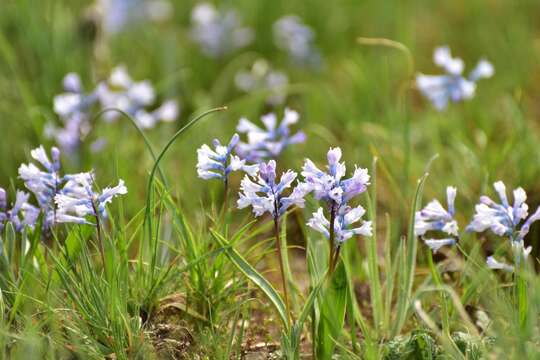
(416, 46), (494, 110)
(302, 147), (372, 271)
(0, 189), (39, 233)
(18, 146), (65, 230)
(236, 108), (306, 163)
(196, 133), (258, 222)
(415, 186), (459, 253)
(467, 181), (539, 272)
(237, 160), (309, 325)
(54, 171), (127, 265)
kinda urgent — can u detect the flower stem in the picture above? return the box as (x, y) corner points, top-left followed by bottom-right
(91, 202), (106, 268)
(331, 245), (342, 273)
(220, 179), (229, 227)
(273, 210), (291, 327)
(328, 201), (337, 271)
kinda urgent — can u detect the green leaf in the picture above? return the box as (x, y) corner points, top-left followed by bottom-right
(211, 230), (289, 330)
(316, 261), (348, 359)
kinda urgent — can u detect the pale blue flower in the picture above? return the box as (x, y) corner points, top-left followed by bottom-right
(18, 146), (63, 229)
(273, 15), (322, 67)
(467, 181), (540, 242)
(235, 59), (289, 106)
(190, 2), (253, 58)
(307, 206), (372, 246)
(236, 108), (306, 163)
(97, 0), (172, 35)
(50, 73), (99, 153)
(97, 65), (179, 128)
(54, 73), (99, 120)
(415, 186), (458, 253)
(0, 189), (40, 232)
(197, 134), (258, 181)
(486, 256), (514, 272)
(416, 46), (494, 110)
(45, 112), (90, 155)
(55, 172), (127, 225)
(237, 160), (309, 218)
(301, 147), (370, 206)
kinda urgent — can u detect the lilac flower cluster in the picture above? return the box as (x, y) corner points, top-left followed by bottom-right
(190, 3), (253, 58)
(302, 147), (372, 248)
(47, 67), (179, 155)
(468, 181), (539, 270)
(416, 46), (494, 110)
(235, 108), (306, 163)
(55, 172), (127, 225)
(18, 146), (63, 229)
(235, 59), (289, 106)
(1, 145), (128, 233)
(197, 134), (258, 182)
(0, 189), (39, 233)
(415, 181), (539, 271)
(237, 160), (309, 218)
(273, 15), (322, 68)
(414, 186), (459, 253)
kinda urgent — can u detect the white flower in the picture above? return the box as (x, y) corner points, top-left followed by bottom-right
(55, 172), (127, 225)
(486, 256), (513, 272)
(307, 205), (372, 245)
(196, 134), (257, 182)
(467, 181), (538, 241)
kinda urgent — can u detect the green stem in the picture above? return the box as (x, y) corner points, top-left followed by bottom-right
(328, 201), (337, 271)
(273, 212), (291, 327)
(220, 179), (229, 227)
(91, 202), (106, 269)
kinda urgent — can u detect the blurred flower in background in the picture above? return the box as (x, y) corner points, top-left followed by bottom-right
(235, 108), (306, 163)
(235, 59), (289, 106)
(93, 0), (172, 35)
(97, 65), (179, 129)
(190, 2), (254, 58)
(46, 73), (99, 154)
(416, 45), (494, 110)
(273, 15), (322, 68)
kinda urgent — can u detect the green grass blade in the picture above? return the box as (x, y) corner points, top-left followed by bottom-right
(366, 157), (383, 334)
(391, 172), (429, 337)
(211, 230), (289, 330)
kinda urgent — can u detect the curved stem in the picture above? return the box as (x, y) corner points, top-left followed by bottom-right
(146, 107), (227, 284)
